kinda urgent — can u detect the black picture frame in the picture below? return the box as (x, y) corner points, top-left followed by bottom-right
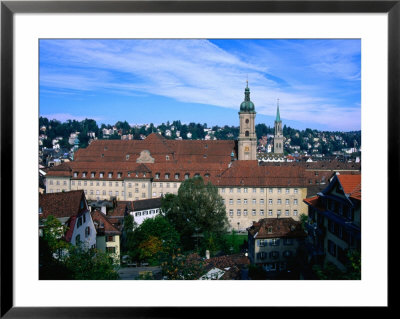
(1, 0), (395, 317)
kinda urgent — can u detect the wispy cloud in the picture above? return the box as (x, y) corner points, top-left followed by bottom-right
(39, 39), (361, 130)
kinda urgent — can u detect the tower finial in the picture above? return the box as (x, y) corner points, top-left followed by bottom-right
(276, 98), (281, 122)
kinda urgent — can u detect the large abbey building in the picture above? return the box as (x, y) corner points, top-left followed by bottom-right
(44, 84), (359, 230)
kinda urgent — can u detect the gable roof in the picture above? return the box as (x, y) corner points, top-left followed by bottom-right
(39, 190), (87, 219)
(247, 217), (307, 239)
(337, 174), (361, 200)
(90, 210), (121, 236)
(132, 197), (162, 211)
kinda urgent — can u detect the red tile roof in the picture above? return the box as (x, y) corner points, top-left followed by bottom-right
(39, 190), (87, 219)
(337, 174), (361, 200)
(247, 217), (307, 239)
(91, 210), (121, 236)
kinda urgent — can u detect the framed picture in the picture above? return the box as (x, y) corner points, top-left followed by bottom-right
(1, 0), (396, 316)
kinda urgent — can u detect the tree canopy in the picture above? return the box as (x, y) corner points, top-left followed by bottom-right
(161, 177), (229, 251)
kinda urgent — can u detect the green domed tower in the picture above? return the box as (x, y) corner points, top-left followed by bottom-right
(238, 81), (257, 160)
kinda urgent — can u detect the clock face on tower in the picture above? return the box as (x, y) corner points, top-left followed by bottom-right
(244, 146), (249, 152)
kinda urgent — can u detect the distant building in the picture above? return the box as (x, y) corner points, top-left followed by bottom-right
(130, 198), (162, 227)
(273, 100), (284, 154)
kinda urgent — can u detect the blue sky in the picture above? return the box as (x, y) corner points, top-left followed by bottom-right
(39, 39), (361, 131)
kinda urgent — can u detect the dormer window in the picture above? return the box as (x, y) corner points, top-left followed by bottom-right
(165, 173), (170, 179)
(143, 173), (146, 177)
(166, 155), (170, 160)
(91, 172), (95, 178)
(73, 172), (78, 177)
(108, 172), (113, 178)
(268, 226), (273, 234)
(175, 173), (180, 180)
(117, 172), (122, 179)
(155, 173), (160, 179)
(82, 172), (87, 178)
(194, 173), (200, 177)
(99, 172), (104, 178)
(127, 172), (131, 177)
(126, 154), (130, 160)
(185, 173), (190, 180)
(204, 173), (210, 178)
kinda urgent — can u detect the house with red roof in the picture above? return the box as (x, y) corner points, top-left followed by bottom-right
(39, 190), (97, 249)
(303, 172), (361, 272)
(90, 210), (122, 264)
(247, 217), (307, 274)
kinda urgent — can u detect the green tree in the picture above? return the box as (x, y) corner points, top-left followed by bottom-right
(41, 215), (70, 261)
(125, 215), (180, 264)
(161, 251), (206, 280)
(65, 245), (119, 280)
(161, 177), (229, 251)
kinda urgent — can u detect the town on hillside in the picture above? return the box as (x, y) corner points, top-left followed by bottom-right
(39, 85), (361, 280)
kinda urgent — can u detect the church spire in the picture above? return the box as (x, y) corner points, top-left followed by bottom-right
(275, 98), (281, 122)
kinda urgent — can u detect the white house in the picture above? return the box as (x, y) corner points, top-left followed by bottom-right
(129, 198), (162, 226)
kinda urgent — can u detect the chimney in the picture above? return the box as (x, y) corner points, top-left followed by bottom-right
(205, 250), (210, 259)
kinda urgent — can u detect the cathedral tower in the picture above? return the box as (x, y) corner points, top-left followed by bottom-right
(274, 99), (283, 154)
(238, 82), (257, 160)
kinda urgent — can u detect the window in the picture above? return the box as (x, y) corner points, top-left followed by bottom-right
(258, 239), (266, 247)
(328, 240), (336, 256)
(96, 190), (100, 195)
(117, 172), (122, 178)
(269, 251), (279, 259)
(294, 199), (298, 205)
(126, 154), (130, 160)
(244, 199), (248, 204)
(284, 238), (293, 245)
(267, 226), (273, 234)
(268, 199), (272, 205)
(166, 183), (170, 188)
(237, 199), (241, 204)
(174, 183), (177, 188)
(109, 191), (112, 196)
(277, 188), (281, 194)
(82, 172), (87, 178)
(165, 173), (170, 179)
(63, 181), (67, 186)
(73, 172), (78, 177)
(294, 188), (298, 194)
(252, 209), (256, 216)
(184, 173), (189, 180)
(237, 209), (241, 216)
(106, 247), (116, 254)
(142, 193), (146, 198)
(78, 181), (81, 186)
(237, 188), (241, 193)
(222, 199), (225, 205)
(99, 172), (104, 178)
(56, 181), (60, 185)
(175, 173), (180, 180)
(268, 188), (273, 193)
(85, 226), (90, 237)
(270, 238), (280, 246)
(283, 250), (293, 258)
(160, 183), (163, 188)
(252, 199), (256, 204)
(243, 209), (248, 216)
(285, 199), (290, 205)
(260, 188), (264, 193)
(106, 236), (115, 242)
(229, 188), (233, 193)
(277, 199), (281, 205)
(260, 209), (264, 215)
(293, 210), (298, 216)
(155, 173), (160, 179)
(71, 181), (75, 186)
(277, 210), (281, 216)
(245, 131), (249, 137)
(229, 199), (233, 205)
(166, 155), (170, 160)
(253, 188), (257, 193)
(90, 182), (93, 186)
(128, 192), (132, 198)
(221, 188), (225, 193)
(286, 188), (290, 194)
(260, 199), (264, 205)
(91, 172), (95, 178)
(109, 182), (112, 186)
(135, 188), (139, 193)
(244, 188), (248, 193)
(285, 210), (290, 216)
(229, 210), (233, 216)
(103, 190), (106, 195)
(90, 190), (93, 195)
(108, 172), (112, 178)
(268, 210), (273, 216)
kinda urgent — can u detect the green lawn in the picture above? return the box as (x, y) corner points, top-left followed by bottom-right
(224, 233), (248, 254)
